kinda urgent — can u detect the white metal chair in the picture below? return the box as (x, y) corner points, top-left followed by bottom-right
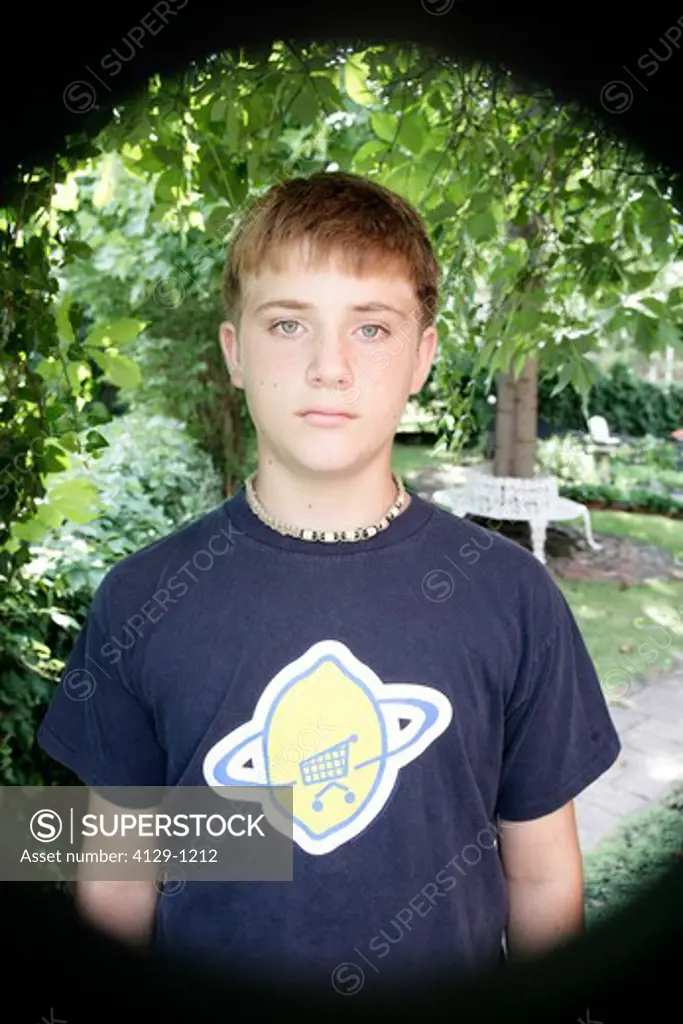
(587, 415), (620, 446)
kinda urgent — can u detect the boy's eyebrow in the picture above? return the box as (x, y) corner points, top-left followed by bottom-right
(253, 299), (410, 318)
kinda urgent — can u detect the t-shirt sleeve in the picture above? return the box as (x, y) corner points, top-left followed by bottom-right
(36, 571), (167, 787)
(495, 582), (622, 821)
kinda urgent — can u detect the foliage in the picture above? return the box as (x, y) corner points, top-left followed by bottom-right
(583, 784), (683, 929)
(611, 434), (682, 472)
(51, 42), (683, 467)
(0, 410), (222, 785)
(4, 39), (683, 788)
(560, 481), (683, 517)
(536, 435), (600, 484)
(432, 359), (683, 448)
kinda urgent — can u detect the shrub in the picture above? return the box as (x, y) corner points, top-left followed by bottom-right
(0, 409), (223, 786)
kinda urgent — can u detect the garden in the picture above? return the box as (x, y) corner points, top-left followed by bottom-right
(2, 40), (682, 928)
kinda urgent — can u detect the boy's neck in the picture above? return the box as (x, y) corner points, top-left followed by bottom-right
(247, 459), (409, 535)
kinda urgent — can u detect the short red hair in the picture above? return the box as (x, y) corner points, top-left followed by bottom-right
(221, 170), (441, 332)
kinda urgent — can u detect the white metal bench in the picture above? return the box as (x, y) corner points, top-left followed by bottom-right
(432, 466), (602, 565)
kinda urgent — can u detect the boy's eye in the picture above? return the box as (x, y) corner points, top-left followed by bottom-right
(268, 320), (389, 339)
(358, 324), (388, 340)
(271, 319), (301, 335)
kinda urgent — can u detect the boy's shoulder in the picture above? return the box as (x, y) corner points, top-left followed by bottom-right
(424, 496), (557, 585)
(420, 494), (568, 637)
(100, 498), (236, 596)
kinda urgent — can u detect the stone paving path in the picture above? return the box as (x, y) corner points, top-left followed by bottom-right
(409, 465), (683, 852)
(575, 669), (683, 852)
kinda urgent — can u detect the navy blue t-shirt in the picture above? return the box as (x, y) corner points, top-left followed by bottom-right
(37, 485), (621, 994)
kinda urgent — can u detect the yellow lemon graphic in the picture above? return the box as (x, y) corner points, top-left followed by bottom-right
(202, 639), (453, 856)
(265, 656), (384, 841)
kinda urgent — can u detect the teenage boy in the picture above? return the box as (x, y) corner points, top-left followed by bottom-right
(37, 170), (621, 994)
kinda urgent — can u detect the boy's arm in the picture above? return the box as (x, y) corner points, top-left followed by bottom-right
(75, 790), (159, 946)
(498, 800), (584, 960)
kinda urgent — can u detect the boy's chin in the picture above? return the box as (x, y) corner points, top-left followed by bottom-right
(287, 448), (370, 477)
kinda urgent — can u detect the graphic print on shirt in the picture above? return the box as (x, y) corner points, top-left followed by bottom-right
(202, 639), (453, 855)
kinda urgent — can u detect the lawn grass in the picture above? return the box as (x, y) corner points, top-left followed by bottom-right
(391, 439), (457, 479)
(559, 510), (683, 691)
(589, 509), (683, 561)
(554, 576), (683, 692)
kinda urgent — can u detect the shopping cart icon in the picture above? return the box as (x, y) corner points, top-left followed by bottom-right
(299, 734), (358, 811)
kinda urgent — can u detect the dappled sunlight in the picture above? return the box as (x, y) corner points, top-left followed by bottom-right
(573, 604), (609, 620)
(646, 754), (683, 783)
(637, 600), (683, 634)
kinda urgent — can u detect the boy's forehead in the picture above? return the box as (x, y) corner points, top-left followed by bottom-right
(243, 258), (417, 311)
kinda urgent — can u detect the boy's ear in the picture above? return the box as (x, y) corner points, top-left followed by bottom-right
(409, 324), (438, 395)
(219, 321), (244, 389)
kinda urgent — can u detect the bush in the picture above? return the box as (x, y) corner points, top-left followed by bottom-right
(536, 435), (601, 484)
(583, 784), (683, 929)
(560, 482), (683, 517)
(0, 409), (223, 786)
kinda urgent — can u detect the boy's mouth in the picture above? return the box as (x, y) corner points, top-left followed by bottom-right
(298, 408), (358, 426)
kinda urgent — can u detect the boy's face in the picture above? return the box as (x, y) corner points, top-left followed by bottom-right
(219, 245), (438, 478)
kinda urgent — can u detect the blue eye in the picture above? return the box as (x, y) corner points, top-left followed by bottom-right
(359, 324), (388, 339)
(271, 320), (300, 335)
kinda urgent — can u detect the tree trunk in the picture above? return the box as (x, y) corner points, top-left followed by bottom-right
(494, 356), (537, 478)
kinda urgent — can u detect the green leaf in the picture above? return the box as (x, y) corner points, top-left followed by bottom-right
(658, 320), (682, 351)
(203, 205), (232, 239)
(84, 318), (146, 348)
(427, 201), (459, 224)
(55, 431), (80, 453)
(63, 240), (93, 262)
(148, 202), (173, 225)
(210, 98), (228, 121)
(137, 150), (166, 174)
(634, 314), (660, 356)
(48, 478), (100, 524)
(154, 167), (183, 203)
(225, 104), (242, 150)
(398, 117), (424, 155)
(34, 357), (61, 381)
(640, 297), (666, 317)
(12, 518), (50, 543)
(383, 162), (431, 207)
(66, 360), (89, 392)
(101, 352), (142, 390)
(310, 74), (341, 108)
(370, 112), (399, 143)
(628, 269), (659, 291)
(447, 178), (471, 207)
(152, 146), (184, 169)
(225, 162), (249, 206)
(34, 502), (66, 529)
(351, 139), (385, 172)
(54, 294), (75, 353)
(49, 610), (81, 630)
(344, 57), (374, 106)
(593, 210), (616, 242)
(466, 209), (498, 242)
(290, 85), (319, 125)
(84, 429), (109, 453)
(244, 91), (269, 132)
(550, 362), (574, 396)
